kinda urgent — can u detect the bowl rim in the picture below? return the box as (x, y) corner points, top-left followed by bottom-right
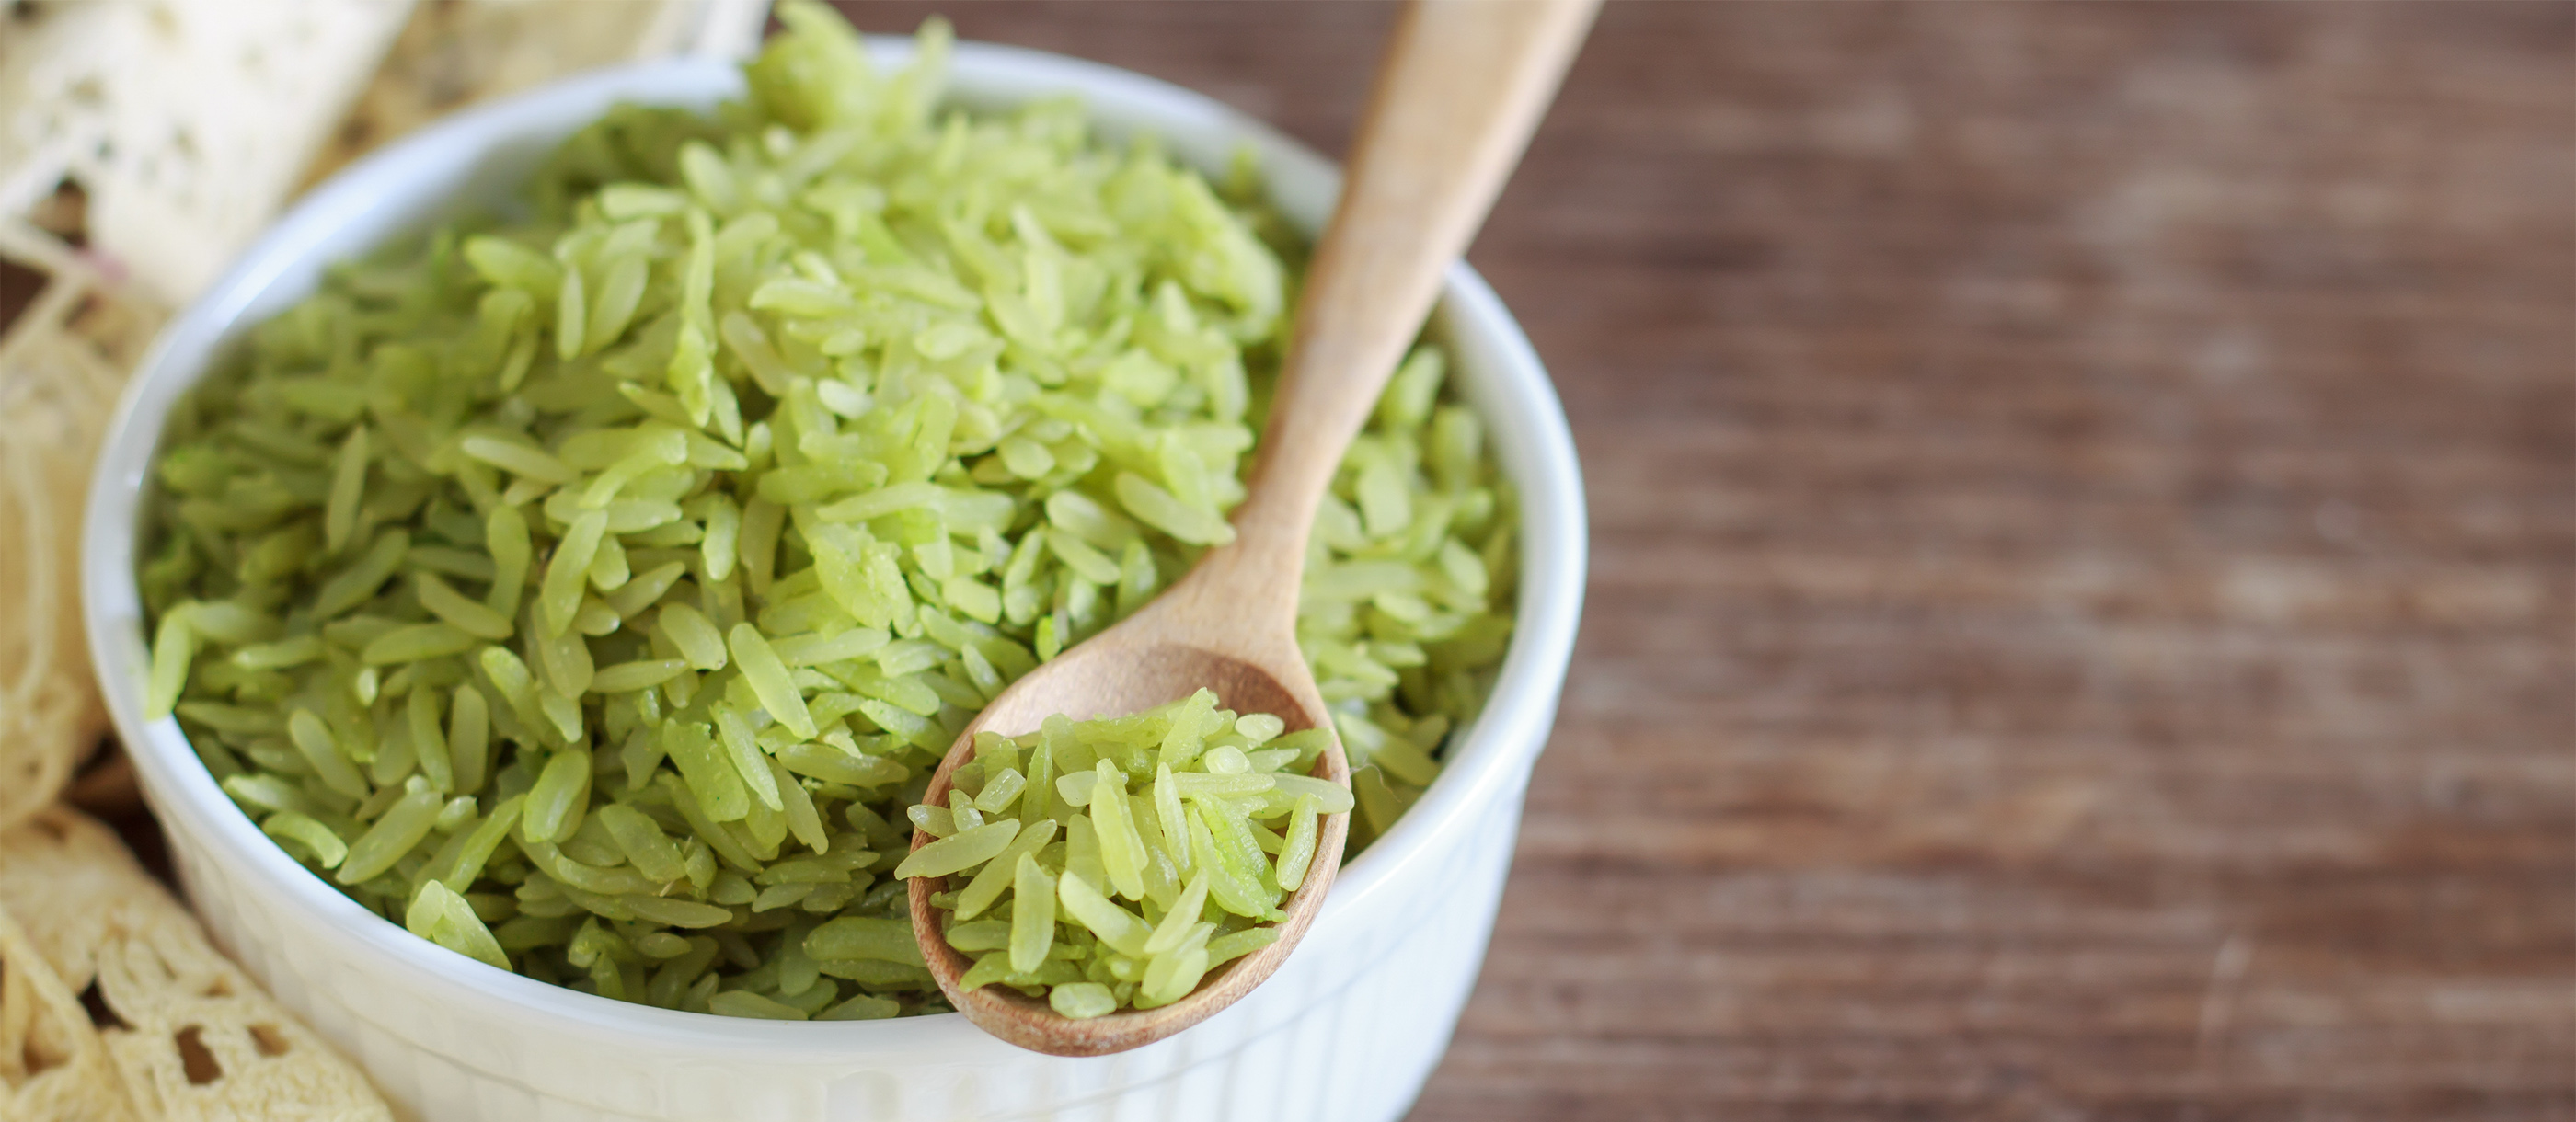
(82, 36), (1586, 1059)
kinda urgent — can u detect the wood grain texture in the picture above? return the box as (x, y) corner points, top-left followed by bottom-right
(1238, 0), (1593, 554)
(824, 1), (2575, 1116)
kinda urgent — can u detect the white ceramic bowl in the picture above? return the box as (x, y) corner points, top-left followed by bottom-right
(84, 38), (1584, 1122)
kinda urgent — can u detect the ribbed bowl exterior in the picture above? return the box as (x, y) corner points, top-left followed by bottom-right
(89, 41), (1586, 1122)
(154, 756), (1538, 1122)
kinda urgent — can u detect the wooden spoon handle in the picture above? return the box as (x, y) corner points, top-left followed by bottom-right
(1217, 0), (1597, 578)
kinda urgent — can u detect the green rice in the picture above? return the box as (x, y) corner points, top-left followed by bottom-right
(138, 2), (1514, 1020)
(904, 691), (1341, 1014)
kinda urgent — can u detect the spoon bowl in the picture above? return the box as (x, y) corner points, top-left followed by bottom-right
(906, 560), (1351, 1056)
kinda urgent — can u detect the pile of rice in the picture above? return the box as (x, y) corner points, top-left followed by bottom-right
(898, 691), (1353, 1019)
(139, 2), (1516, 1020)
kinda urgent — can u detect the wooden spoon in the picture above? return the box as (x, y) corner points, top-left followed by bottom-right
(908, 0), (1599, 1057)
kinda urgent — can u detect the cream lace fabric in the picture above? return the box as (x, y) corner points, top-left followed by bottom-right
(0, 4), (769, 1118)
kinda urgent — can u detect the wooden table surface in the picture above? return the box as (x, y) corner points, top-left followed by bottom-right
(828, 3), (2576, 1117)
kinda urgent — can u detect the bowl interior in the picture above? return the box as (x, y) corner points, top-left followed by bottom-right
(84, 38), (1585, 1056)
